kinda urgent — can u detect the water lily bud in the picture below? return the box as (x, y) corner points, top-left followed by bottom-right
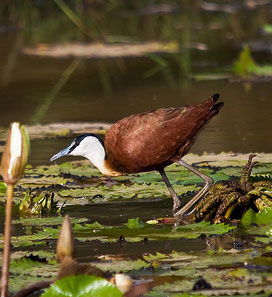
(113, 274), (133, 293)
(57, 215), (75, 263)
(1, 123), (29, 185)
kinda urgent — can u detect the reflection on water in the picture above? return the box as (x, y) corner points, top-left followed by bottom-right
(0, 198), (243, 262)
(0, 2), (272, 162)
(0, 4), (271, 288)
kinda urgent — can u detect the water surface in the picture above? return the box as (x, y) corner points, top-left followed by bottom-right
(0, 2), (272, 162)
(0, 1), (272, 283)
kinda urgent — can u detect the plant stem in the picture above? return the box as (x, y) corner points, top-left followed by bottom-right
(31, 57), (81, 124)
(1, 184), (14, 297)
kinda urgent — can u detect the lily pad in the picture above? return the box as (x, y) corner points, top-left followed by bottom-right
(94, 259), (150, 273)
(241, 208), (272, 226)
(126, 218), (143, 229)
(58, 183), (198, 202)
(233, 45), (272, 77)
(0, 251), (58, 292)
(41, 275), (122, 297)
(12, 216), (88, 226)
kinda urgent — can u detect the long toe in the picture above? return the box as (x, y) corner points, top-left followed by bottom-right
(172, 198), (182, 214)
(174, 212), (195, 224)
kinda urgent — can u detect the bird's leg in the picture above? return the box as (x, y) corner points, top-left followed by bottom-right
(159, 169), (181, 213)
(174, 159), (214, 218)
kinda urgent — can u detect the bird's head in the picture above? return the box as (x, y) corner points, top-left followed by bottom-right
(50, 134), (105, 163)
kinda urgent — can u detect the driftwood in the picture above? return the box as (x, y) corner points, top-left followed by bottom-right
(22, 41), (207, 58)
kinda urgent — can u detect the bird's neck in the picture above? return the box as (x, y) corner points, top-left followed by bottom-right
(83, 145), (121, 177)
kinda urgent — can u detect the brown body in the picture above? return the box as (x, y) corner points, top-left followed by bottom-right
(104, 95), (223, 174)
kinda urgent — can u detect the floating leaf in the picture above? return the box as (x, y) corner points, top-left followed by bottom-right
(94, 259), (150, 273)
(233, 45), (257, 77)
(174, 222), (236, 239)
(2, 251), (59, 292)
(216, 167), (242, 177)
(241, 208), (272, 226)
(250, 64), (272, 76)
(41, 275), (122, 297)
(58, 183), (198, 202)
(126, 218), (143, 229)
(25, 164), (61, 176)
(59, 162), (103, 177)
(73, 221), (108, 231)
(19, 175), (71, 187)
(85, 221), (107, 229)
(143, 252), (167, 262)
(13, 216), (88, 226)
(255, 237), (272, 244)
(233, 45), (272, 77)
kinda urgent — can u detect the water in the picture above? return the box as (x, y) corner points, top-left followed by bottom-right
(0, 3), (272, 160)
(0, 2), (272, 290)
(28, 78), (272, 168)
(65, 200), (207, 262)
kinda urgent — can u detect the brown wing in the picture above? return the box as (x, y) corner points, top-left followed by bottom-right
(105, 96), (222, 173)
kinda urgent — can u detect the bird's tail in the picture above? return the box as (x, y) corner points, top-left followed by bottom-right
(210, 93), (224, 115)
(189, 93), (224, 136)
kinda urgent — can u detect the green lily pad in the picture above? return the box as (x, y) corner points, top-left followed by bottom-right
(126, 218), (143, 229)
(69, 221), (235, 242)
(0, 251), (58, 292)
(13, 216), (88, 226)
(216, 167), (242, 177)
(233, 45), (272, 77)
(233, 45), (257, 77)
(19, 175), (71, 187)
(143, 252), (168, 262)
(41, 275), (122, 297)
(24, 164), (61, 176)
(59, 162), (103, 177)
(94, 259), (150, 273)
(241, 208), (272, 226)
(73, 221), (109, 231)
(58, 183), (198, 202)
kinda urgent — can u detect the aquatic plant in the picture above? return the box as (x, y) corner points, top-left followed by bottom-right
(41, 275), (123, 297)
(233, 45), (272, 77)
(0, 123), (29, 297)
(194, 154), (272, 223)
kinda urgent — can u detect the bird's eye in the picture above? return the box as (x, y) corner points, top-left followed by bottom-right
(75, 141), (79, 146)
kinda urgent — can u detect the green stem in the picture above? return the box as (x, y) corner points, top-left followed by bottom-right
(31, 57), (81, 124)
(54, 0), (94, 39)
(1, 184), (14, 297)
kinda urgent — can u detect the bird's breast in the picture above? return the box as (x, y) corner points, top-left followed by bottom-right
(100, 159), (124, 177)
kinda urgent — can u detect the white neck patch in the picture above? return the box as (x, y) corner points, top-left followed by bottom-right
(70, 136), (112, 175)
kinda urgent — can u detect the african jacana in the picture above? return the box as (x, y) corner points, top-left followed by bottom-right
(50, 94), (223, 217)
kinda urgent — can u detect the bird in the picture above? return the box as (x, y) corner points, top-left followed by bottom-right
(50, 94), (224, 218)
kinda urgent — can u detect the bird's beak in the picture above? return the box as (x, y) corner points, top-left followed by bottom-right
(50, 145), (71, 162)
